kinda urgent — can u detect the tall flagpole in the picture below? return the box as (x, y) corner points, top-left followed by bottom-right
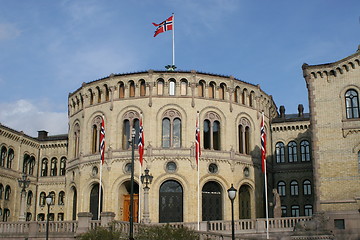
(98, 116), (105, 220)
(261, 112), (269, 239)
(98, 163), (102, 220)
(264, 160), (269, 239)
(172, 13), (175, 67)
(196, 111), (201, 231)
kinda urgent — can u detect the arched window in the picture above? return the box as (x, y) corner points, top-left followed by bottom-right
(27, 191), (33, 205)
(238, 118), (251, 154)
(3, 208), (10, 222)
(345, 89), (360, 119)
(300, 140), (310, 161)
(39, 192), (46, 206)
(275, 142), (285, 163)
(209, 82), (215, 99)
(23, 154), (30, 174)
(242, 89), (247, 105)
(169, 79), (176, 96)
(96, 86), (101, 103)
(162, 110), (182, 148)
(129, 80), (135, 97)
(291, 205), (300, 217)
(203, 112), (221, 150)
(290, 180), (299, 196)
(7, 148), (14, 169)
(122, 111), (140, 150)
(0, 184), (3, 199)
(219, 83), (226, 100)
(50, 158), (57, 176)
(28, 156), (35, 175)
(139, 80), (146, 96)
(91, 116), (103, 154)
(198, 80), (205, 97)
(180, 79), (187, 96)
(249, 91), (255, 107)
(89, 89), (94, 105)
(119, 82), (125, 98)
(304, 205), (313, 216)
(104, 84), (110, 101)
(49, 191), (55, 205)
(234, 87), (240, 103)
(202, 181), (223, 221)
(58, 191), (65, 205)
(4, 185), (11, 200)
(281, 206), (287, 217)
(303, 180), (311, 195)
(74, 123), (80, 158)
(277, 181), (286, 196)
(157, 79), (164, 95)
(239, 185), (251, 219)
(41, 158), (48, 177)
(60, 157), (66, 176)
(159, 180), (183, 223)
(0, 146), (6, 167)
(288, 141), (297, 162)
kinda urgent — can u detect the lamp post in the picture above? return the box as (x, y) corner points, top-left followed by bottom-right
(227, 184), (237, 240)
(140, 168), (153, 224)
(18, 173), (30, 221)
(45, 195), (52, 240)
(129, 128), (136, 240)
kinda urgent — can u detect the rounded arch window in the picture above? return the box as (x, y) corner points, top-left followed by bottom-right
(208, 163), (218, 174)
(166, 161), (177, 173)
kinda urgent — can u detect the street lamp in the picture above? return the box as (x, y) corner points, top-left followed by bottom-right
(45, 195), (52, 240)
(18, 173), (30, 221)
(140, 168), (153, 224)
(129, 128), (136, 240)
(227, 184), (237, 240)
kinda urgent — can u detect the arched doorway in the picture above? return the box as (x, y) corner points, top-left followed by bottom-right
(239, 185), (251, 219)
(202, 181), (222, 221)
(159, 180), (183, 223)
(71, 187), (77, 220)
(121, 181), (139, 222)
(90, 183), (103, 220)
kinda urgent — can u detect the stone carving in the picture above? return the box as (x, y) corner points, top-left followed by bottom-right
(272, 188), (282, 218)
(293, 212), (332, 236)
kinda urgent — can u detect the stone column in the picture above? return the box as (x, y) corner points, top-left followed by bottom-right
(142, 186), (151, 224)
(100, 212), (116, 227)
(19, 190), (26, 221)
(76, 212), (93, 235)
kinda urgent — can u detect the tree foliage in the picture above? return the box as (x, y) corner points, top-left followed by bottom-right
(135, 224), (199, 240)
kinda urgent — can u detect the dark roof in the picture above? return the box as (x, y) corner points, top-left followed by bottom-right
(271, 113), (310, 123)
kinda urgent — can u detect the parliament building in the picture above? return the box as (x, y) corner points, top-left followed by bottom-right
(0, 47), (359, 235)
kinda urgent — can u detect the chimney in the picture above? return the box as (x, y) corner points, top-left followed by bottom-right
(38, 130), (48, 140)
(279, 105), (285, 118)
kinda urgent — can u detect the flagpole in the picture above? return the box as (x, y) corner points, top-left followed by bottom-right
(98, 162), (102, 220)
(98, 116), (105, 221)
(261, 112), (269, 239)
(139, 163), (142, 223)
(196, 111), (200, 231)
(172, 13), (175, 67)
(264, 161), (269, 239)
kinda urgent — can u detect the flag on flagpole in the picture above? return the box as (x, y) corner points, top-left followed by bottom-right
(153, 15), (173, 37)
(100, 116), (105, 164)
(195, 113), (201, 165)
(260, 112), (266, 172)
(138, 116), (144, 166)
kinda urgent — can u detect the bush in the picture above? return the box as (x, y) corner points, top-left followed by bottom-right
(78, 226), (125, 240)
(135, 224), (199, 240)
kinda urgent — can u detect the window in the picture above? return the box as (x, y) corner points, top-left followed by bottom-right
(140, 79), (146, 96)
(303, 180), (312, 195)
(203, 112), (221, 150)
(74, 123), (80, 158)
(60, 157), (66, 176)
(122, 111), (140, 150)
(7, 148), (14, 169)
(281, 206), (287, 217)
(345, 89), (359, 119)
(49, 191), (55, 205)
(234, 87), (240, 103)
(26, 212), (32, 221)
(275, 142), (285, 163)
(89, 89), (94, 105)
(219, 83), (226, 100)
(4, 185), (11, 200)
(3, 208), (10, 222)
(91, 116), (103, 153)
(198, 80), (205, 97)
(104, 84), (110, 101)
(290, 180), (299, 196)
(304, 205), (313, 216)
(39, 192), (46, 206)
(37, 213), (45, 221)
(209, 82), (215, 98)
(157, 79), (164, 95)
(300, 140), (310, 161)
(166, 161), (177, 173)
(238, 118), (251, 154)
(23, 154), (30, 174)
(41, 158), (48, 177)
(58, 213), (64, 221)
(129, 80), (135, 97)
(291, 205), (300, 217)
(288, 141), (297, 162)
(180, 79), (187, 96)
(119, 82), (125, 98)
(50, 158), (57, 176)
(208, 163), (218, 174)
(28, 156), (35, 175)
(0, 184), (3, 199)
(59, 191), (65, 205)
(124, 163), (132, 173)
(162, 110), (182, 148)
(0, 146), (6, 167)
(334, 219), (345, 229)
(277, 181), (286, 196)
(27, 191), (33, 205)
(169, 79), (176, 95)
(96, 87), (101, 103)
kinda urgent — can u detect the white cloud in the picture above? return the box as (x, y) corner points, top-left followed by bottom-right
(0, 99), (67, 137)
(0, 23), (21, 40)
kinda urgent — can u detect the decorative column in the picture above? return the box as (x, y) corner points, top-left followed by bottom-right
(18, 173), (30, 221)
(141, 168), (153, 224)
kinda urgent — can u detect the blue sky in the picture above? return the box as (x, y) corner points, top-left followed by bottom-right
(0, 0), (359, 137)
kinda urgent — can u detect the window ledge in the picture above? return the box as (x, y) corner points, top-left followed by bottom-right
(342, 119), (360, 137)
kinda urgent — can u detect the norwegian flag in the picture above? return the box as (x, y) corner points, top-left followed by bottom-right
(195, 114), (201, 165)
(138, 117), (144, 166)
(261, 112), (266, 173)
(100, 116), (105, 165)
(152, 15), (173, 37)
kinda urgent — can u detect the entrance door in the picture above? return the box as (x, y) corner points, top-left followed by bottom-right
(123, 194), (139, 222)
(202, 181), (222, 221)
(239, 185), (251, 219)
(89, 184), (103, 220)
(159, 180), (183, 223)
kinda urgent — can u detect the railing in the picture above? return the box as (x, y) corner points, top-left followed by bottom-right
(37, 221), (77, 233)
(0, 222), (29, 234)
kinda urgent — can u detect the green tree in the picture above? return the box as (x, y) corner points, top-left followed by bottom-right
(78, 226), (125, 240)
(135, 224), (199, 240)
